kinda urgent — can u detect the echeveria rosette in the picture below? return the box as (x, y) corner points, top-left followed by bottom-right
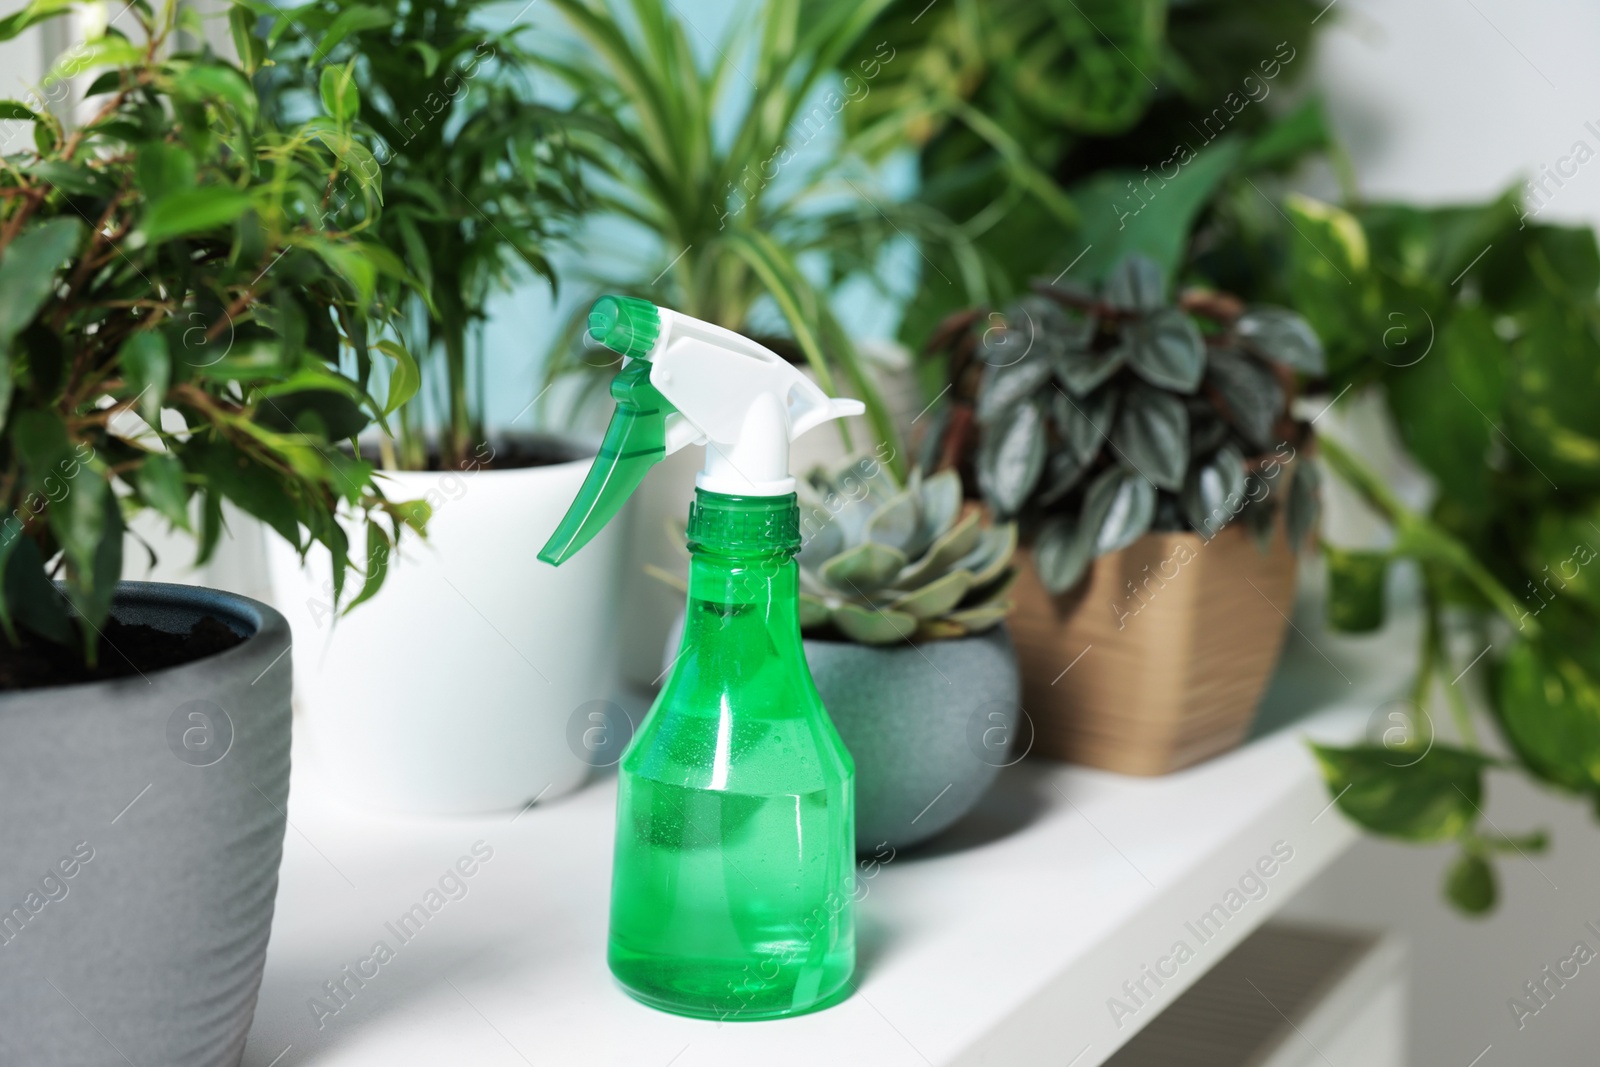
(796, 457), (1017, 645)
(940, 254), (1326, 596)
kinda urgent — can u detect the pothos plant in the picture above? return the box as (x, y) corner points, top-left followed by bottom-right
(925, 254), (1323, 594)
(249, 0), (584, 471)
(1276, 190), (1600, 914)
(0, 0), (425, 667)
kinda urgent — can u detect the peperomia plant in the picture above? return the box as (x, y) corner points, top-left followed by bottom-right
(927, 255), (1323, 595)
(0, 1), (425, 669)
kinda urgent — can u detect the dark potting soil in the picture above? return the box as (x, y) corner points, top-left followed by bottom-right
(0, 616), (244, 692)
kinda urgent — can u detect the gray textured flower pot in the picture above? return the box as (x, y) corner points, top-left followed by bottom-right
(0, 581), (291, 1067)
(805, 627), (1023, 851)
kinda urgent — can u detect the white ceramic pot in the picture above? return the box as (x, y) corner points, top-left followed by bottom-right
(266, 434), (624, 814)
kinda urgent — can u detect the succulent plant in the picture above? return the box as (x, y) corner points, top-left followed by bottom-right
(927, 254), (1324, 596)
(795, 456), (1017, 645)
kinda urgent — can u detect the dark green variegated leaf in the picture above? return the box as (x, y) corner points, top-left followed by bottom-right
(1038, 446), (1090, 506)
(1055, 341), (1127, 396)
(978, 399), (1046, 516)
(1324, 545), (1389, 633)
(1181, 444), (1246, 536)
(1055, 386), (1119, 463)
(1111, 383), (1188, 490)
(1126, 307), (1204, 392)
(1034, 514), (1093, 595)
(1082, 466), (1155, 556)
(1286, 460), (1321, 550)
(1103, 254), (1165, 311)
(977, 355), (1054, 424)
(1445, 849), (1496, 915)
(1244, 493), (1277, 552)
(1311, 743), (1489, 842)
(1237, 307), (1326, 374)
(1206, 347), (1283, 450)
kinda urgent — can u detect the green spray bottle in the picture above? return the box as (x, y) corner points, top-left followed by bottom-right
(539, 296), (863, 1019)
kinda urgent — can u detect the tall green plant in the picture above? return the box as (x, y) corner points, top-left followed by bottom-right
(252, 0), (583, 470)
(538, 0), (981, 467)
(0, 1), (425, 665)
(1284, 191), (1600, 913)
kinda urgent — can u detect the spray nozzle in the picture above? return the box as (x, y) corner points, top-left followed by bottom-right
(539, 296), (865, 566)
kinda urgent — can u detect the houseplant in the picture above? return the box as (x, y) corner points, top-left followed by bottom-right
(927, 254), (1323, 774)
(1279, 192), (1600, 913)
(536, 0), (983, 686)
(248, 0), (620, 813)
(661, 453), (1020, 849)
(0, 2), (422, 1061)
(846, 0), (1334, 350)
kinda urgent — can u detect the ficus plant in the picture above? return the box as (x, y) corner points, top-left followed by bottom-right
(0, 0), (425, 671)
(925, 254), (1323, 595)
(1280, 190), (1600, 914)
(536, 0), (988, 471)
(248, 0), (584, 471)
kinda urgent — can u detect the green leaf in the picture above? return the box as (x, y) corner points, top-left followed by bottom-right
(319, 4), (393, 54)
(119, 330), (169, 425)
(376, 340), (420, 416)
(891, 569), (972, 619)
(820, 541), (907, 595)
(0, 218), (83, 343)
(977, 355), (1053, 424)
(343, 520), (391, 613)
(1056, 386), (1119, 463)
(136, 451), (190, 529)
(1056, 344), (1128, 396)
(863, 490), (920, 555)
(172, 63), (258, 125)
(135, 141), (197, 202)
(1082, 466), (1155, 556)
(254, 389), (370, 440)
(1181, 443), (1246, 536)
(1385, 304), (1507, 511)
(1242, 96), (1331, 171)
(977, 398), (1046, 516)
(1206, 348), (1283, 450)
(1444, 848), (1497, 915)
(1237, 307), (1326, 375)
(0, 0), (75, 42)
(1111, 382), (1188, 490)
(1324, 545), (1389, 633)
(1034, 513), (1093, 595)
(1067, 138), (1247, 286)
(320, 63), (360, 125)
(1311, 743), (1489, 841)
(1126, 307), (1205, 393)
(1104, 255), (1166, 312)
(141, 186), (253, 243)
(832, 602), (917, 645)
(1282, 194), (1381, 376)
(1286, 461), (1321, 551)
(188, 439), (301, 548)
(1493, 638), (1600, 794)
(0, 100), (42, 121)
(0, 531), (72, 645)
(230, 5), (264, 73)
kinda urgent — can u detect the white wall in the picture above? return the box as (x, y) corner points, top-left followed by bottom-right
(1288, 4), (1600, 1066)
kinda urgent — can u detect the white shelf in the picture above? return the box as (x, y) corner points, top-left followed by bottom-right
(241, 637), (1402, 1067)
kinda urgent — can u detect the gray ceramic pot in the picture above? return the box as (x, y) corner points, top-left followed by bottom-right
(805, 626), (1023, 851)
(0, 582), (291, 1067)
